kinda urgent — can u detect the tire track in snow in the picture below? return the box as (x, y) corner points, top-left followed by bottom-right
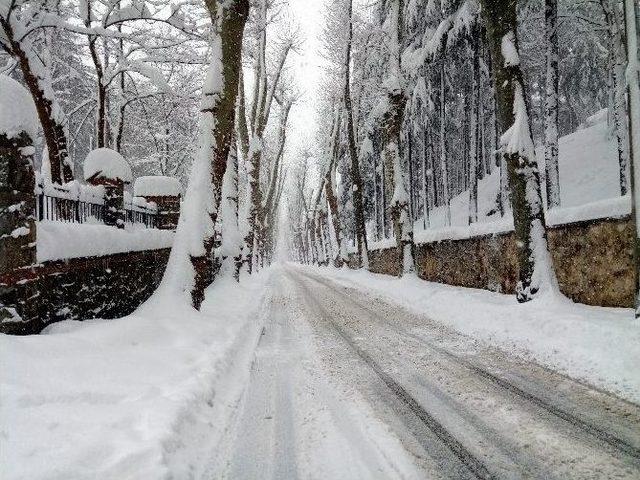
(296, 267), (640, 463)
(292, 273), (496, 480)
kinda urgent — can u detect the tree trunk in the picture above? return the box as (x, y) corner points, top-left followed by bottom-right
(602, 0), (631, 195)
(187, 0), (249, 308)
(381, 0), (413, 276)
(1, 21), (71, 184)
(469, 29), (480, 224)
(344, 0), (369, 269)
(480, 0), (557, 302)
(439, 62), (451, 225)
(622, 0), (639, 316)
(544, 0), (561, 208)
(408, 131), (415, 222)
(325, 110), (346, 266)
(422, 125), (431, 228)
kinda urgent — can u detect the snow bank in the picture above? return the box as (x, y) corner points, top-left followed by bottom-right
(134, 176), (182, 197)
(37, 221), (174, 262)
(415, 215), (513, 243)
(546, 195), (631, 226)
(83, 148), (133, 183)
(369, 237), (397, 251)
(408, 113), (628, 244)
(0, 272), (270, 480)
(551, 115), (621, 207)
(307, 265), (639, 403)
(0, 75), (38, 139)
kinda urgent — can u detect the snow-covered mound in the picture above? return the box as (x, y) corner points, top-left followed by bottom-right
(409, 110), (629, 246)
(124, 191), (157, 211)
(134, 175), (182, 197)
(0, 74), (38, 139)
(83, 148), (133, 183)
(0, 272), (268, 480)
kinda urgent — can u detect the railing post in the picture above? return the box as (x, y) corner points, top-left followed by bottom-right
(101, 182), (125, 228)
(37, 190), (44, 221)
(133, 176), (181, 230)
(0, 76), (38, 325)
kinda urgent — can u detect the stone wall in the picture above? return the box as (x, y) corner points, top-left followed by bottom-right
(357, 216), (636, 308)
(547, 217), (635, 307)
(369, 247), (401, 276)
(0, 248), (171, 335)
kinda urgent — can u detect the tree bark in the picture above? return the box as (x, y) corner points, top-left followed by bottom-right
(544, 0), (561, 208)
(344, 0), (369, 269)
(480, 0), (557, 302)
(189, 0), (249, 309)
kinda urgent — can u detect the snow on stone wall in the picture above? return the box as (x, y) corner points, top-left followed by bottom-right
(361, 216), (635, 308)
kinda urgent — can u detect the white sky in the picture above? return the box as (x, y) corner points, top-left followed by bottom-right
(286, 0), (328, 165)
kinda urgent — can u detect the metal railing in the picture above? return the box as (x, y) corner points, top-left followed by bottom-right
(124, 206), (157, 228)
(36, 184), (157, 228)
(37, 193), (105, 224)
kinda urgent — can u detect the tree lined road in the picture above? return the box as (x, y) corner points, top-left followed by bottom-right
(214, 265), (640, 479)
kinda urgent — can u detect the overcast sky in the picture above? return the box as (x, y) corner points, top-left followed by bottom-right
(286, 0), (327, 164)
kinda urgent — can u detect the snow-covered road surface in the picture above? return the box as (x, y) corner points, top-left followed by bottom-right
(212, 265), (640, 479)
(3, 265), (639, 479)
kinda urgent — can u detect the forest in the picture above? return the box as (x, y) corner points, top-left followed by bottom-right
(1, 0), (638, 309)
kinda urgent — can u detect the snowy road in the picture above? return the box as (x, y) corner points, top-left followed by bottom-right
(212, 265), (640, 479)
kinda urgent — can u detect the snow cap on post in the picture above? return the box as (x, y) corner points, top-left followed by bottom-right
(83, 148), (132, 184)
(133, 175), (182, 197)
(0, 75), (38, 140)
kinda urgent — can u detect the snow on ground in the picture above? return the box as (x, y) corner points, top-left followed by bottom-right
(0, 272), (270, 480)
(554, 112), (621, 207)
(404, 112), (630, 248)
(303, 265), (640, 404)
(37, 221), (174, 262)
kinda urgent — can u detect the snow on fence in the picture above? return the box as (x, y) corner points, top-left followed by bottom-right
(35, 179), (158, 228)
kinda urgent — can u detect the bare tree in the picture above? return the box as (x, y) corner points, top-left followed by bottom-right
(169, 0), (249, 309)
(480, 0), (558, 301)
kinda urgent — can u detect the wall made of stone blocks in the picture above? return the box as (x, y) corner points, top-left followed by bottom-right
(0, 248), (171, 335)
(351, 216), (635, 308)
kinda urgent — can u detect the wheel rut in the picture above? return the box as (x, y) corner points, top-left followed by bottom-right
(295, 267), (640, 463)
(293, 273), (496, 480)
